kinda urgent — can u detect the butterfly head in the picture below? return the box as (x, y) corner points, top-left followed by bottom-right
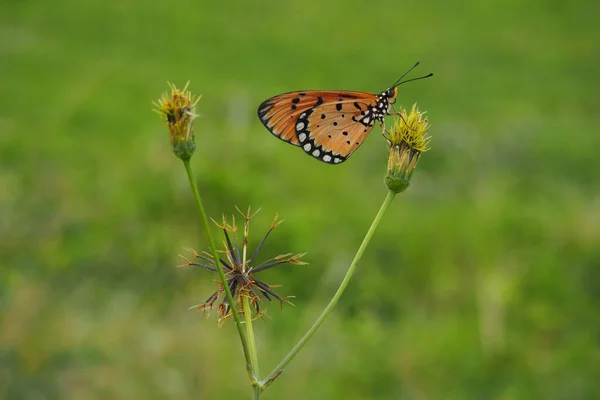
(385, 87), (398, 103)
(385, 87), (398, 100)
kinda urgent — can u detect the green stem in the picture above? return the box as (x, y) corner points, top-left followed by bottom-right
(182, 160), (252, 372)
(252, 385), (261, 400)
(261, 190), (397, 387)
(243, 297), (261, 380)
(243, 297), (262, 397)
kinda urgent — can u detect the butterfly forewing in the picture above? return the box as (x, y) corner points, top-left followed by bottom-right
(258, 90), (378, 163)
(258, 92), (321, 146)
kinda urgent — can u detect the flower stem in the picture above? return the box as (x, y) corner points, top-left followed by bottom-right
(252, 385), (261, 400)
(182, 160), (253, 373)
(243, 296), (262, 397)
(261, 190), (397, 387)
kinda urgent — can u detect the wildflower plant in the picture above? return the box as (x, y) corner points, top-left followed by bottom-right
(154, 82), (432, 398)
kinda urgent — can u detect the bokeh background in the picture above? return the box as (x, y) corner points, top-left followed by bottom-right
(2, 0), (599, 398)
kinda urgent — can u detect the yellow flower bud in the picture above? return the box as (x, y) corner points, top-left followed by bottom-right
(385, 104), (431, 193)
(154, 82), (201, 161)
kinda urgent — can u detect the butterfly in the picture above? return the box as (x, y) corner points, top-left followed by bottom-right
(257, 62), (432, 164)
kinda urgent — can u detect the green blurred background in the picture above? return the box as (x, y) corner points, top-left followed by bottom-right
(2, 0), (599, 398)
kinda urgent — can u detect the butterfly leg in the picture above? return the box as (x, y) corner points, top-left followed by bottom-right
(389, 111), (416, 131)
(379, 120), (391, 142)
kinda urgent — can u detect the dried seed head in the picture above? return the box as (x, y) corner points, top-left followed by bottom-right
(184, 208), (307, 324)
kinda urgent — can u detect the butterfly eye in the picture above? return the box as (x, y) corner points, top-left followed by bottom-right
(386, 88), (396, 98)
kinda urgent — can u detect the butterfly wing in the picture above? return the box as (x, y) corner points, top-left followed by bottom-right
(258, 91), (316, 146)
(257, 91), (378, 163)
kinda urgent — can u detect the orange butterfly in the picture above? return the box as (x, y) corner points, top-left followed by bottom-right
(258, 62), (432, 164)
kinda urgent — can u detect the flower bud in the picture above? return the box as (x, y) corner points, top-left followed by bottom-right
(385, 104), (431, 193)
(154, 82), (200, 161)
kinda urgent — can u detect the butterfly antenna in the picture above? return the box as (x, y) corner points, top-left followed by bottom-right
(395, 72), (434, 87)
(392, 62), (421, 87)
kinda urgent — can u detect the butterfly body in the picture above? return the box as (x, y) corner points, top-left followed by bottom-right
(258, 87), (398, 164)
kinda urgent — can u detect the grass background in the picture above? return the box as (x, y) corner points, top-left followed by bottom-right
(1, 0), (599, 398)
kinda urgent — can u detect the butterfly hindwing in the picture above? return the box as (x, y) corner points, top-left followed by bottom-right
(258, 91), (378, 162)
(297, 99), (378, 163)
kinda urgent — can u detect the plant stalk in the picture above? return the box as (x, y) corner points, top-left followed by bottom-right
(182, 160), (253, 371)
(261, 190), (397, 387)
(243, 296), (262, 397)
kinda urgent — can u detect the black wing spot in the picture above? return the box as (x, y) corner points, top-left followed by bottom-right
(292, 97), (300, 104)
(346, 140), (351, 145)
(341, 114), (345, 118)
(342, 131), (348, 136)
(328, 135), (332, 138)
(336, 103), (342, 111)
(321, 114), (326, 119)
(355, 142), (360, 145)
(299, 93), (306, 96)
(291, 105), (297, 110)
(316, 97), (324, 106)
(353, 102), (362, 110)
(333, 121), (338, 126)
